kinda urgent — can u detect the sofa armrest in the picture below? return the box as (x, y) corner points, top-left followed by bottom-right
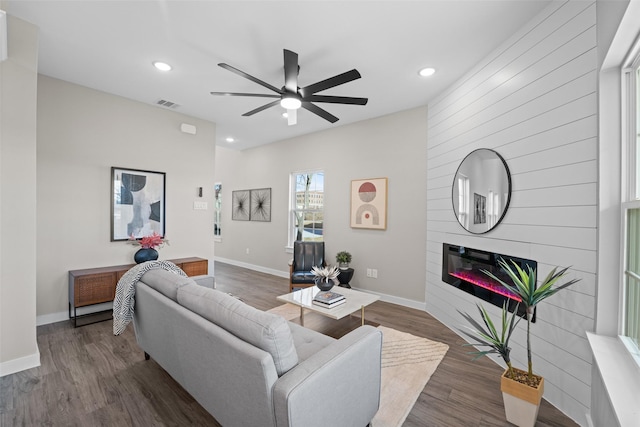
(272, 325), (382, 427)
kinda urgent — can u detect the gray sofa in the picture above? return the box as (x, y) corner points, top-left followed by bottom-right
(132, 269), (383, 427)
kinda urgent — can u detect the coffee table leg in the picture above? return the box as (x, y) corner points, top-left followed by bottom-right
(300, 306), (304, 326)
(361, 305), (365, 326)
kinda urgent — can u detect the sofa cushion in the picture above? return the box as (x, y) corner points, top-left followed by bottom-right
(288, 321), (335, 362)
(177, 284), (298, 376)
(140, 269), (195, 301)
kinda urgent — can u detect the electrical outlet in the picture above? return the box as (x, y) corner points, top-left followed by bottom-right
(366, 268), (372, 278)
(372, 269), (378, 279)
(246, 248), (250, 255)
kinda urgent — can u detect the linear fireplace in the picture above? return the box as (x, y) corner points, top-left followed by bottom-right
(442, 243), (537, 320)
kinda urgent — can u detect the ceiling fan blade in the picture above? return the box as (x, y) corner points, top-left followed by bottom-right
(210, 91), (280, 98)
(287, 109), (297, 126)
(302, 102), (339, 123)
(300, 69), (361, 96)
(218, 63), (282, 94)
(306, 95), (368, 105)
(283, 49), (299, 93)
(242, 100), (281, 117)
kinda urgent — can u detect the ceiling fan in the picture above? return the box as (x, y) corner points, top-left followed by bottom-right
(211, 49), (368, 126)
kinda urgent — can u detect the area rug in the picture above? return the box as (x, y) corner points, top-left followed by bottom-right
(267, 304), (449, 427)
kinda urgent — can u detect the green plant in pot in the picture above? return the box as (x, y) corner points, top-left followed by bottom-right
(336, 251), (352, 269)
(458, 302), (521, 378)
(461, 258), (580, 427)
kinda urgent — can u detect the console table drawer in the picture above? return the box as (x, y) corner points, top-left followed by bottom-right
(179, 260), (208, 276)
(74, 272), (117, 306)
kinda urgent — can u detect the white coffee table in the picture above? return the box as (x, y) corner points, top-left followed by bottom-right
(276, 286), (380, 326)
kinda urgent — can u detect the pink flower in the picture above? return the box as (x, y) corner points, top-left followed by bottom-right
(128, 232), (168, 249)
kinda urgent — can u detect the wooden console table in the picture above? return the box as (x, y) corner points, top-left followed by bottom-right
(69, 257), (208, 327)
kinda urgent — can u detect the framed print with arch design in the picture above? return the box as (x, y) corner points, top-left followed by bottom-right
(232, 190), (250, 221)
(350, 177), (387, 230)
(250, 188), (271, 222)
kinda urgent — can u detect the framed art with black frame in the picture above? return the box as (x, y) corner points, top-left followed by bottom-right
(111, 167), (166, 241)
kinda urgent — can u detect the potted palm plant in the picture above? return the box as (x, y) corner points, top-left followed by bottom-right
(461, 259), (580, 427)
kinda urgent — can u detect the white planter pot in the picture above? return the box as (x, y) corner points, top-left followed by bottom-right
(500, 368), (544, 427)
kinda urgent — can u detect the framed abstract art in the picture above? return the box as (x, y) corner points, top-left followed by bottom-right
(232, 190), (250, 221)
(111, 167), (166, 241)
(250, 188), (271, 222)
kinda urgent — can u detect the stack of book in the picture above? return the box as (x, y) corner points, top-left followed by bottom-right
(312, 290), (346, 308)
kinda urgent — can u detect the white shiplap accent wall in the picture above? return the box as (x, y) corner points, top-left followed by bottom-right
(426, 1), (596, 425)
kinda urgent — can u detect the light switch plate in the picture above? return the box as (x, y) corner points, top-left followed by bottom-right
(193, 201), (208, 210)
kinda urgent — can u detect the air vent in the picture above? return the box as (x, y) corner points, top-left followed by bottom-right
(155, 99), (180, 109)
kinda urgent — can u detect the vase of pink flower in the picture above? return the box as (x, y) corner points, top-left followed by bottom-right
(128, 232), (169, 263)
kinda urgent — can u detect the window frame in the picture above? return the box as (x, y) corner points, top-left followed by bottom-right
(288, 170), (324, 248)
(620, 50), (640, 365)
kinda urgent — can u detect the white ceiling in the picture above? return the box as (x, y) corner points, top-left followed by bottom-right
(6, 0), (551, 150)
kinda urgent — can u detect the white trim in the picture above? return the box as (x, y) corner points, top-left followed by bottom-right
(213, 257), (428, 310)
(214, 256), (289, 279)
(588, 332), (640, 427)
(0, 352), (40, 377)
(0, 10), (7, 62)
(37, 310), (70, 326)
(37, 302), (113, 326)
(584, 414), (595, 427)
(620, 335), (640, 367)
(349, 286), (427, 311)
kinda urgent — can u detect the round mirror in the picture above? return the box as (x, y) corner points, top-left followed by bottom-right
(452, 148), (511, 234)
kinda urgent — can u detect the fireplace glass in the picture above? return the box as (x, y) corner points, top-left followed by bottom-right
(442, 243), (537, 320)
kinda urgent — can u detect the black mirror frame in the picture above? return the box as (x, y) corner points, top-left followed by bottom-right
(452, 148), (512, 234)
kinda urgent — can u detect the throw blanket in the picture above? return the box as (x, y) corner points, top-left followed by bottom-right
(113, 260), (187, 335)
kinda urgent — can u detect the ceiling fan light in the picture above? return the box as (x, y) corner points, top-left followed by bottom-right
(280, 96), (301, 110)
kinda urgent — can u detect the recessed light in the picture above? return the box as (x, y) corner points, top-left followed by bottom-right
(418, 67), (435, 77)
(153, 61), (172, 71)
(226, 137), (235, 143)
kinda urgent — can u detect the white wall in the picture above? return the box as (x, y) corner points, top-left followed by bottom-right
(0, 12), (40, 375)
(36, 76), (216, 323)
(215, 107), (428, 305)
(426, 1), (597, 424)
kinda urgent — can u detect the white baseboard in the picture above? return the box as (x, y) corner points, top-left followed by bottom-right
(584, 413), (594, 427)
(214, 256), (289, 279)
(36, 310), (69, 326)
(37, 302), (113, 326)
(0, 351), (40, 377)
(349, 286), (427, 311)
(213, 257), (427, 310)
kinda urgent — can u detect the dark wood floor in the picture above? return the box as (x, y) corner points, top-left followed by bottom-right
(0, 262), (578, 426)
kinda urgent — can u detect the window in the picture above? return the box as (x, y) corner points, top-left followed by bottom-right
(214, 183), (222, 238)
(457, 175), (469, 229)
(289, 171), (324, 246)
(621, 58), (640, 362)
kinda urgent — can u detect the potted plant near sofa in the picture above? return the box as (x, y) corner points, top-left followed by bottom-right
(460, 259), (580, 427)
(336, 251), (352, 269)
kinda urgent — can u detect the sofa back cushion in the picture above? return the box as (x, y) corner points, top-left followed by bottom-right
(140, 269), (195, 301)
(177, 284), (298, 376)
